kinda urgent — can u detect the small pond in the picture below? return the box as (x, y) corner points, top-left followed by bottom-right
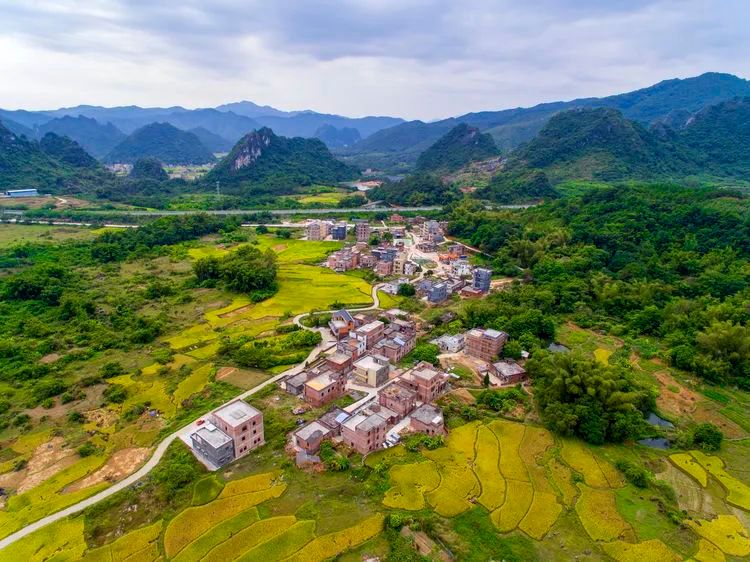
(646, 412), (674, 429)
(638, 437), (670, 450)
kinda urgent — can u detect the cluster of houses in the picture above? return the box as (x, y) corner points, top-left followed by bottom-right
(280, 307), (455, 460)
(432, 327), (529, 386)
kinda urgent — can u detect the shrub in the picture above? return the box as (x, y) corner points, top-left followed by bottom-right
(77, 442), (96, 457)
(692, 423), (723, 451)
(615, 459), (650, 488)
(103, 384), (127, 404)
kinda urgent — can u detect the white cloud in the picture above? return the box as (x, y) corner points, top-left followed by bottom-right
(0, 0), (748, 119)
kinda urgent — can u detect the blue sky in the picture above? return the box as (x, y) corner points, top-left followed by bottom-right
(0, 0), (748, 119)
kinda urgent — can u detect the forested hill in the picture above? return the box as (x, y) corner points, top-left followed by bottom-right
(507, 107), (695, 181)
(342, 72), (750, 170)
(415, 123), (498, 172)
(501, 101), (750, 183)
(105, 122), (216, 165)
(0, 122), (110, 192)
(37, 115), (125, 159)
(448, 183), (750, 392)
(205, 127), (357, 195)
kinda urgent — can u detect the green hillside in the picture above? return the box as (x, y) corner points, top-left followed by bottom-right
(106, 123), (215, 165)
(37, 115), (125, 159)
(416, 123), (498, 172)
(39, 133), (99, 169)
(205, 127), (357, 195)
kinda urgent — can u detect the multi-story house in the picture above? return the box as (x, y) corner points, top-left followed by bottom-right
(465, 328), (507, 362)
(410, 404), (445, 435)
(329, 309), (356, 339)
(428, 282), (448, 304)
(473, 267), (492, 292)
(304, 371), (346, 407)
(353, 320), (385, 349)
(398, 362), (449, 403)
(210, 400), (264, 459)
(341, 413), (387, 454)
(354, 219), (370, 242)
(378, 384), (417, 418)
(353, 354), (390, 387)
(331, 222), (348, 240)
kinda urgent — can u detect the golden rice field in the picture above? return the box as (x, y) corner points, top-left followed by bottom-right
(602, 539), (682, 562)
(669, 452), (708, 487)
(574, 484), (632, 541)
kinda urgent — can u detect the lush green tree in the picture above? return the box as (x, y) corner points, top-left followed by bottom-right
(692, 422), (723, 451)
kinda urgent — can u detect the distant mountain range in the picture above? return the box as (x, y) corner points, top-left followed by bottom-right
(0, 101), (405, 161)
(339, 72), (750, 171)
(415, 124), (498, 173)
(105, 123), (216, 165)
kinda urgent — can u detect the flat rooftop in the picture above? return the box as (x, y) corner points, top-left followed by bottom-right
(305, 372), (338, 391)
(295, 421), (330, 441)
(213, 400), (261, 428)
(354, 356), (386, 371)
(193, 423), (232, 448)
(411, 404), (443, 425)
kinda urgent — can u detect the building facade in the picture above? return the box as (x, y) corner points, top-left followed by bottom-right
(465, 328), (507, 362)
(207, 400), (264, 460)
(473, 267), (492, 292)
(341, 413), (387, 454)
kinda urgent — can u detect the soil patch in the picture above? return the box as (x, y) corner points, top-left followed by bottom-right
(656, 462), (710, 514)
(25, 384), (106, 422)
(691, 404), (747, 439)
(85, 407), (119, 429)
(39, 353), (61, 364)
(654, 371), (699, 416)
(0, 437), (79, 494)
(216, 367), (237, 380)
(67, 447), (150, 492)
(219, 304), (253, 318)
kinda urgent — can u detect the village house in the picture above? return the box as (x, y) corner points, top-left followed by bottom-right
(451, 259), (473, 277)
(318, 407), (350, 435)
(375, 260), (393, 277)
(354, 219), (371, 242)
(337, 336), (366, 361)
(431, 333), (465, 353)
(304, 371), (346, 407)
(331, 222), (347, 240)
(353, 354), (390, 387)
(209, 400), (264, 460)
(378, 384), (417, 418)
(329, 309), (356, 340)
(473, 267), (492, 293)
(491, 360), (527, 385)
(353, 320), (385, 349)
(359, 254), (377, 268)
(326, 248), (359, 272)
(284, 371), (309, 395)
(374, 333), (415, 364)
(410, 404), (446, 436)
(341, 412), (387, 454)
(190, 423), (235, 467)
(465, 328), (508, 362)
(428, 282), (448, 304)
(398, 362), (449, 402)
(293, 420), (332, 455)
(325, 352), (353, 374)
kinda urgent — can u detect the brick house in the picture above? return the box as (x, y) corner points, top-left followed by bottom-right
(398, 362), (449, 403)
(491, 360), (527, 385)
(210, 400), (264, 459)
(410, 404), (445, 436)
(465, 328), (508, 362)
(304, 372), (346, 407)
(341, 413), (387, 454)
(329, 309), (355, 340)
(293, 420), (332, 454)
(353, 320), (385, 349)
(353, 355), (390, 387)
(378, 384), (417, 418)
(325, 353), (353, 374)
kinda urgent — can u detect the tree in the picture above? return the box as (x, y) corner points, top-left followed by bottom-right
(255, 225), (269, 234)
(693, 423), (723, 451)
(483, 373), (491, 387)
(397, 283), (416, 297)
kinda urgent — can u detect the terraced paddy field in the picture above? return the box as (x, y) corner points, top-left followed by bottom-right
(0, 232), (374, 542)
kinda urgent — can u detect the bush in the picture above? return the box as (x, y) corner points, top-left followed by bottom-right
(397, 284), (416, 297)
(615, 459), (650, 488)
(99, 361), (125, 379)
(68, 411), (85, 424)
(693, 423), (723, 451)
(77, 442), (96, 457)
(103, 384), (127, 404)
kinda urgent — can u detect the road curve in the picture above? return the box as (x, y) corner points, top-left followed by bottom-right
(0, 284), (384, 551)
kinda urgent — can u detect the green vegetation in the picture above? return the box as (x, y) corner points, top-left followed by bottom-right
(194, 244), (278, 299)
(129, 157), (169, 181)
(105, 122), (215, 165)
(415, 123), (498, 173)
(369, 173), (459, 206)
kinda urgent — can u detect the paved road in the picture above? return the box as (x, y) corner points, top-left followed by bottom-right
(0, 284), (385, 551)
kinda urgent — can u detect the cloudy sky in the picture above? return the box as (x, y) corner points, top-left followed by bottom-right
(1, 0), (748, 120)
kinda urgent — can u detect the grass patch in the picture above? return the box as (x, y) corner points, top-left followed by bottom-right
(174, 363), (214, 405)
(192, 475), (225, 505)
(452, 507), (537, 562)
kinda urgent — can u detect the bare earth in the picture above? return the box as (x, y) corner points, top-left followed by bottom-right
(67, 448), (150, 492)
(0, 437), (78, 494)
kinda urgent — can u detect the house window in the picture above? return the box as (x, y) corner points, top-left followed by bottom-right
(242, 425), (248, 432)
(242, 436), (246, 441)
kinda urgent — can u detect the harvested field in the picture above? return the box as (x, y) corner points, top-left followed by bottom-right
(654, 370), (698, 416)
(657, 462), (709, 513)
(691, 450), (750, 511)
(5, 437), (78, 494)
(67, 448), (150, 492)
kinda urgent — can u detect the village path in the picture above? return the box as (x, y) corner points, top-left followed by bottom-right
(0, 284), (385, 551)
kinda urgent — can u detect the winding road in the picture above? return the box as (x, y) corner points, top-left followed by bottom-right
(0, 285), (384, 551)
